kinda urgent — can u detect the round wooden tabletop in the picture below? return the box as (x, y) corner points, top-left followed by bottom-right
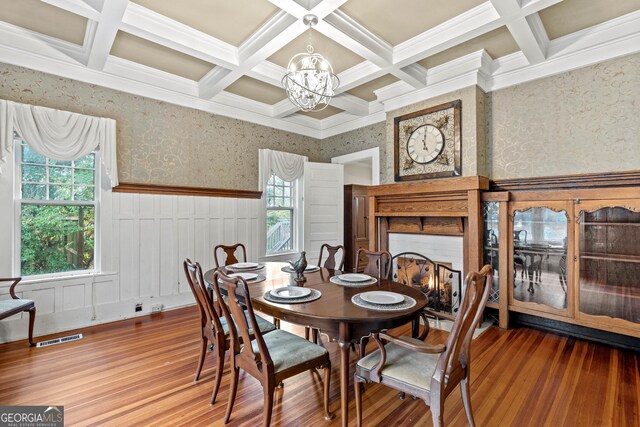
(203, 262), (428, 340)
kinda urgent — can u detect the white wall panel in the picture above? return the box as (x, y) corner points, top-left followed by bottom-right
(0, 191), (262, 344)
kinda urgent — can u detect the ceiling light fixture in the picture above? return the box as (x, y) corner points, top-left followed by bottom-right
(282, 14), (339, 112)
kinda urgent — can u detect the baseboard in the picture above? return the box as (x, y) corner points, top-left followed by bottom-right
(506, 310), (640, 352)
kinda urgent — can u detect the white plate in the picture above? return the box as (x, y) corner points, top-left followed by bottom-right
(338, 273), (371, 282)
(229, 272), (258, 281)
(271, 287), (312, 299)
(229, 262), (259, 269)
(359, 291), (404, 305)
(305, 265), (319, 270)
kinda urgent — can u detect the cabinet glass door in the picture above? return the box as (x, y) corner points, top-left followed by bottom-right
(483, 202), (500, 304)
(578, 204), (640, 327)
(511, 204), (570, 313)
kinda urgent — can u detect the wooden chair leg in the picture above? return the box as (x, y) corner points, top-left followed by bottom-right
(323, 364), (334, 420)
(224, 366), (239, 424)
(195, 337), (207, 382)
(460, 377), (475, 427)
(210, 346), (225, 405)
(431, 397), (444, 427)
(359, 336), (369, 359)
(263, 380), (275, 427)
(355, 375), (364, 427)
(28, 307), (36, 347)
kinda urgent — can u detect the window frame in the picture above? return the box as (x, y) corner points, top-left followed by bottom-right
(13, 137), (101, 279)
(265, 173), (296, 256)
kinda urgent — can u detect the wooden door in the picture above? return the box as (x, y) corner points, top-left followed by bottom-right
(303, 162), (344, 264)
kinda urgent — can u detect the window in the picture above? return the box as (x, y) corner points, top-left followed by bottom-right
(265, 173), (294, 255)
(17, 139), (98, 276)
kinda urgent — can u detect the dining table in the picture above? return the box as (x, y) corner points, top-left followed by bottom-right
(203, 261), (428, 427)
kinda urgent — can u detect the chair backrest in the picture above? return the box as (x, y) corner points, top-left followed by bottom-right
(183, 259), (224, 335)
(432, 265), (492, 387)
(214, 243), (247, 268)
(212, 270), (273, 369)
(356, 249), (391, 279)
(318, 244), (345, 270)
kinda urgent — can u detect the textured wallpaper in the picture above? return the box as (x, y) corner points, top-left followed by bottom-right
(0, 64), (318, 190)
(488, 53), (640, 178)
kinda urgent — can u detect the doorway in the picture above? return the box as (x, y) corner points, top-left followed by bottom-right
(330, 147), (380, 186)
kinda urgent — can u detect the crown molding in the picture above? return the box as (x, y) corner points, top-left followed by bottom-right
(0, 3), (638, 141)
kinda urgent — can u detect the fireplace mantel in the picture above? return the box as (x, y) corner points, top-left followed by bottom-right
(367, 176), (490, 275)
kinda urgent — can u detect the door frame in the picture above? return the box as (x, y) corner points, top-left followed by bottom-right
(331, 147), (380, 186)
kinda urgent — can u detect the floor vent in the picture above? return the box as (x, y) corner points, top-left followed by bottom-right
(36, 333), (83, 348)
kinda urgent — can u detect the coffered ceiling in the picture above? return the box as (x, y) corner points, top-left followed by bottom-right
(0, 0), (638, 139)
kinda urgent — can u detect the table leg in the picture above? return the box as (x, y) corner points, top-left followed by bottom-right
(338, 322), (351, 427)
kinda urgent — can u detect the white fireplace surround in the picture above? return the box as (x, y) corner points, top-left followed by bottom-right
(388, 233), (465, 286)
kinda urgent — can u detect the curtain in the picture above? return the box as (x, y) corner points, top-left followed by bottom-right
(258, 149), (307, 191)
(0, 99), (118, 187)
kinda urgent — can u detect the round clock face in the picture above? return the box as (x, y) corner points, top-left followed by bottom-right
(406, 124), (445, 164)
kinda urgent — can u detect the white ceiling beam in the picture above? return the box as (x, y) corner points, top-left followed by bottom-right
(320, 11), (392, 65)
(120, 3), (238, 69)
(199, 11), (302, 99)
(40, 0), (101, 21)
(391, 63), (427, 88)
(85, 0), (128, 69)
(491, 0), (548, 63)
(272, 99), (300, 119)
(330, 93), (371, 115)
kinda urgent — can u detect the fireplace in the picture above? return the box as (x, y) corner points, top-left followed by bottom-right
(366, 176), (489, 314)
(389, 234), (464, 314)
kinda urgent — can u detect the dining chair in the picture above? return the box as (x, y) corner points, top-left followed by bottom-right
(317, 243), (345, 270)
(0, 277), (36, 346)
(183, 259), (276, 404)
(212, 270), (333, 426)
(213, 243), (281, 328)
(356, 249), (392, 279)
(354, 265), (493, 427)
(214, 243), (247, 268)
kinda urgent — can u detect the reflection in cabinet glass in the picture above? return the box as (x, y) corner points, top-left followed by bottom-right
(579, 207), (640, 324)
(513, 207), (568, 310)
(483, 202), (500, 304)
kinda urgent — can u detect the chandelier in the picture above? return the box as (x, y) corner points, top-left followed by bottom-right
(282, 14), (339, 112)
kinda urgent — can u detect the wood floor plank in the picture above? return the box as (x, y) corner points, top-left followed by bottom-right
(0, 307), (638, 426)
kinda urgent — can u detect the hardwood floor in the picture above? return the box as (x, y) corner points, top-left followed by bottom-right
(0, 307), (638, 426)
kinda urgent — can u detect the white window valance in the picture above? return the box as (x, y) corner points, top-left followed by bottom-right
(258, 149), (307, 191)
(0, 99), (118, 187)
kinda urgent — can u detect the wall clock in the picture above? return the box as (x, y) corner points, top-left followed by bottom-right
(394, 100), (461, 181)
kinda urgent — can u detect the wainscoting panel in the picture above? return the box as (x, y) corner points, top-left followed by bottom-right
(0, 190), (263, 344)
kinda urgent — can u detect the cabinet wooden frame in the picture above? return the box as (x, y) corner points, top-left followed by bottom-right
(573, 198), (640, 338)
(507, 200), (575, 319)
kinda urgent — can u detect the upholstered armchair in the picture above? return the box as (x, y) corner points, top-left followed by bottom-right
(0, 277), (36, 346)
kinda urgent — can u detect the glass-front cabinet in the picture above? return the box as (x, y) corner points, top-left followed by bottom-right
(482, 201), (500, 306)
(576, 200), (640, 334)
(508, 201), (573, 317)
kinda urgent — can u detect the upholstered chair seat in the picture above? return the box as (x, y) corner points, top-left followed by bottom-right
(251, 329), (329, 374)
(356, 336), (440, 391)
(0, 278), (36, 346)
(0, 298), (34, 313)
